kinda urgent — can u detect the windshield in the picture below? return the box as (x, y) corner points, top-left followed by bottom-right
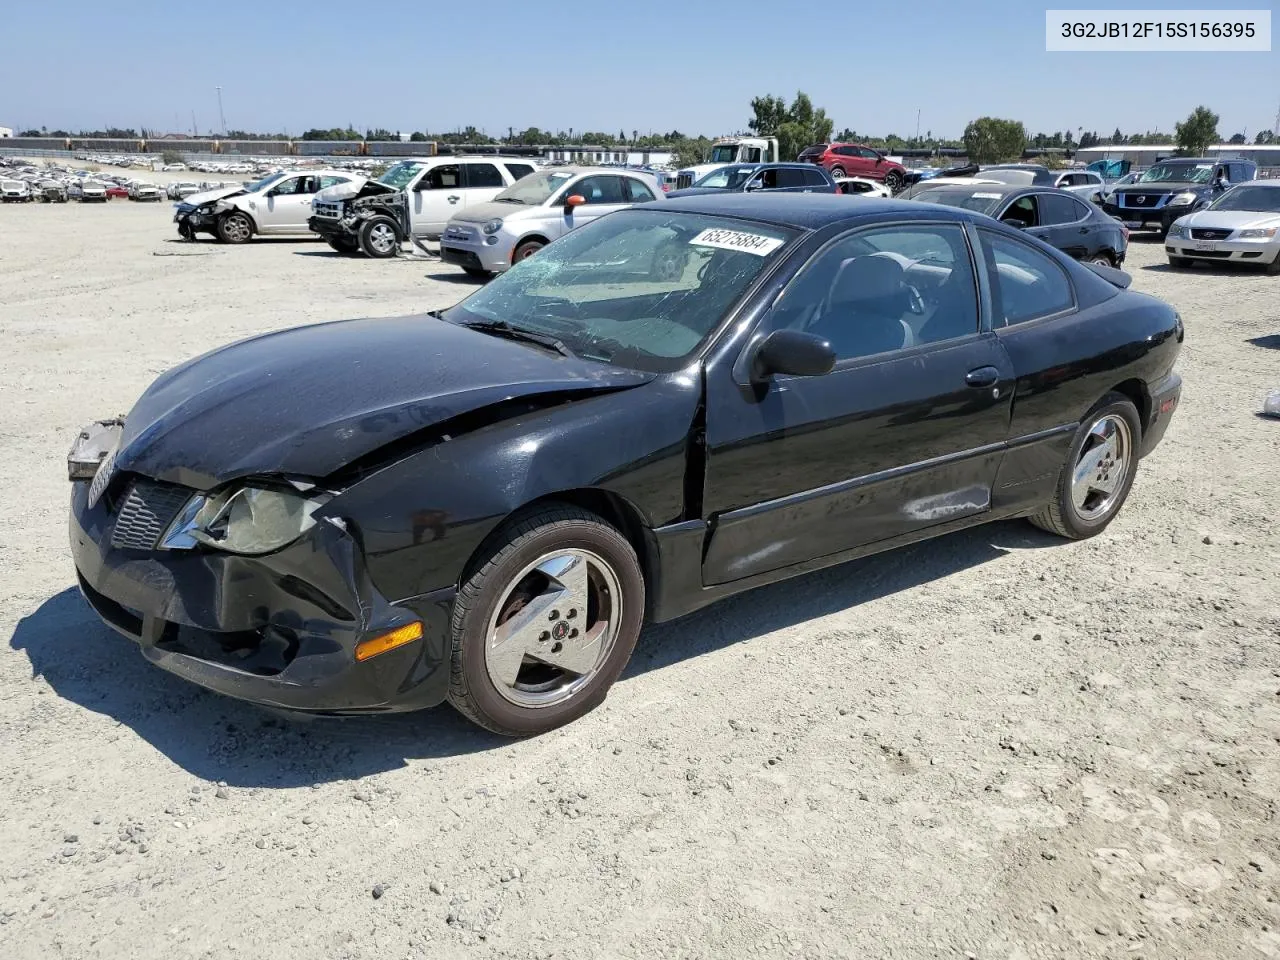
(493, 169), (576, 204)
(709, 145), (740, 164)
(1208, 184), (1280, 213)
(377, 161), (427, 189)
(246, 171), (286, 193)
(1139, 162), (1213, 184)
(919, 190), (1005, 215)
(692, 165), (759, 190)
(441, 210), (796, 373)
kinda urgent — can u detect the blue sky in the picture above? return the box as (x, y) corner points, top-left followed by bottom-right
(1, 0), (1275, 140)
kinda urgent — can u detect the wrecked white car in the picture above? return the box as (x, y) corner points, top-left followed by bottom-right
(174, 169), (356, 243)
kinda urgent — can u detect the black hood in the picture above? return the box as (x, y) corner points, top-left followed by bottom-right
(114, 315), (651, 489)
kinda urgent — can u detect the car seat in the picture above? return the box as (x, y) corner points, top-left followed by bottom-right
(809, 253), (914, 357)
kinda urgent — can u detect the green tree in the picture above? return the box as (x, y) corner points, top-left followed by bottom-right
(748, 91), (833, 161)
(962, 117), (1027, 163)
(671, 136), (712, 168)
(1256, 129), (1276, 145)
(409, 131), (428, 142)
(1175, 106), (1219, 156)
(1110, 127), (1125, 144)
(1227, 132), (1246, 144)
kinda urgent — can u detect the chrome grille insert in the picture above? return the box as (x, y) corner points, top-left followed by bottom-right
(111, 479), (193, 551)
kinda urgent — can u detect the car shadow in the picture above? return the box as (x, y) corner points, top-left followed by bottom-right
(427, 272), (486, 285)
(10, 520), (1053, 785)
(1248, 334), (1280, 350)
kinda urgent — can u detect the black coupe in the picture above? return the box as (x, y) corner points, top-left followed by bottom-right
(69, 195), (1183, 736)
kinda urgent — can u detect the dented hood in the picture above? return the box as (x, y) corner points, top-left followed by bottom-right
(314, 178), (396, 203)
(183, 185), (248, 206)
(114, 314), (651, 489)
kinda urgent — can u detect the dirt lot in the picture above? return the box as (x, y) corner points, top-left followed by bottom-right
(1, 198), (1277, 960)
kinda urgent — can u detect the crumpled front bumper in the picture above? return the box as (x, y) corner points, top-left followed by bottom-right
(70, 478), (455, 714)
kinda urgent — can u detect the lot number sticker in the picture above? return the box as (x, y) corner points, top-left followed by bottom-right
(690, 228), (784, 256)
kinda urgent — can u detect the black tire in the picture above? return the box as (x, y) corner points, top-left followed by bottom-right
(1265, 253), (1280, 276)
(1029, 393), (1142, 540)
(216, 211), (253, 244)
(463, 266), (492, 280)
(512, 239), (545, 264)
(358, 217), (400, 258)
(884, 170), (904, 194)
(326, 237), (359, 255)
(447, 504), (645, 737)
(1168, 255), (1191, 269)
(1089, 251), (1115, 267)
(830, 165), (846, 179)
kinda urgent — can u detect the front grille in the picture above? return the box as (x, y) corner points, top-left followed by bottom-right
(110, 478), (192, 550)
(444, 225), (473, 241)
(1190, 228), (1232, 240)
(1188, 249), (1231, 258)
(675, 173), (693, 190)
(1120, 192), (1169, 209)
(314, 201), (342, 219)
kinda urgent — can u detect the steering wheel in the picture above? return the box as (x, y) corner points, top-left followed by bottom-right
(905, 283), (926, 316)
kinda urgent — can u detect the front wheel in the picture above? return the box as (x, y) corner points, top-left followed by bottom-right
(447, 505), (645, 737)
(829, 165), (846, 179)
(512, 239), (544, 264)
(217, 211), (253, 244)
(884, 170), (904, 194)
(1168, 255), (1191, 268)
(359, 218), (400, 258)
(1029, 394), (1142, 540)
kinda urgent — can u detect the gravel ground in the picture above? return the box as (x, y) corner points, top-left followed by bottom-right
(1, 199), (1277, 960)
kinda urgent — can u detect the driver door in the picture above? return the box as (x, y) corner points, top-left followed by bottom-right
(551, 175), (631, 241)
(257, 176), (316, 233)
(700, 221), (1014, 585)
(411, 164), (463, 237)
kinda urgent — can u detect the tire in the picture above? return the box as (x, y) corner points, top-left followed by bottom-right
(463, 266), (492, 280)
(1089, 251), (1115, 267)
(1029, 393), (1142, 540)
(326, 237), (359, 255)
(217, 211), (253, 244)
(358, 218), (400, 258)
(1265, 252), (1280, 276)
(447, 504), (645, 737)
(884, 170), (904, 194)
(830, 166), (846, 179)
(512, 239), (544, 264)
(1168, 255), (1191, 269)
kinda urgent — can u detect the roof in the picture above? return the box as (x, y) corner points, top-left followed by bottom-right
(657, 193), (961, 229)
(915, 183), (1027, 198)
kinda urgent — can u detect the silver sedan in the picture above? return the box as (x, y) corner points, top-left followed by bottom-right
(1165, 180), (1280, 274)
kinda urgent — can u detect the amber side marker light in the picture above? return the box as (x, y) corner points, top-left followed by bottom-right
(355, 622), (424, 662)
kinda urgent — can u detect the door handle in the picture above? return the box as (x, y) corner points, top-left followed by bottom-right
(965, 366), (1000, 388)
(447, 195), (460, 203)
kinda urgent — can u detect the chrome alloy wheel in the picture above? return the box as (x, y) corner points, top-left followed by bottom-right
(223, 215), (251, 242)
(366, 222), (398, 255)
(484, 549), (623, 708)
(1070, 414), (1132, 522)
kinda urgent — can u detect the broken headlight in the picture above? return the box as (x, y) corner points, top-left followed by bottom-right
(161, 484), (328, 555)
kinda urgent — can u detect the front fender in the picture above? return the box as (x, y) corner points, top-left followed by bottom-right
(327, 376), (701, 602)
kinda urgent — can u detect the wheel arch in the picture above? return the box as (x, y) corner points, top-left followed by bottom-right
(1107, 378), (1150, 435)
(515, 233), (553, 251)
(222, 205), (259, 234)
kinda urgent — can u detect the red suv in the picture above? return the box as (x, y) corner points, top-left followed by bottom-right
(799, 143), (906, 192)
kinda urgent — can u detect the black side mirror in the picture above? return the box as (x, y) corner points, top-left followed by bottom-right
(1000, 218), (1027, 229)
(752, 329), (836, 380)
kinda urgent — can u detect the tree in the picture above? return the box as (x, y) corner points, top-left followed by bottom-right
(409, 131), (428, 142)
(1110, 127), (1125, 144)
(1227, 132), (1246, 144)
(671, 136), (712, 168)
(748, 91), (833, 161)
(1175, 106), (1219, 156)
(962, 117), (1027, 163)
(1256, 129), (1277, 145)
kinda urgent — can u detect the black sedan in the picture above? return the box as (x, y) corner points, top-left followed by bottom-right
(68, 195), (1183, 736)
(909, 184), (1129, 266)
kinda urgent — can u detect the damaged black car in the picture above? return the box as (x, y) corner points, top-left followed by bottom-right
(70, 195), (1183, 736)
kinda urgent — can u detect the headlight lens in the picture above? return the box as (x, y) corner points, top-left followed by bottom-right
(482, 218), (504, 235)
(1166, 222), (1185, 238)
(1238, 227), (1277, 239)
(162, 485), (325, 555)
(1171, 192), (1198, 205)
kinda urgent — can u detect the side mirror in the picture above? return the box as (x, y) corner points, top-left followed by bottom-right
(744, 179), (764, 191)
(751, 329), (836, 380)
(875, 156), (883, 165)
(1000, 218), (1027, 229)
(564, 194), (585, 213)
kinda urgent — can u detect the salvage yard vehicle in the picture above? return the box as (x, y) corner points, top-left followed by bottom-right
(308, 156), (538, 257)
(798, 142), (908, 193)
(1053, 170), (1106, 203)
(1102, 157), (1258, 239)
(68, 194), (1183, 737)
(439, 167), (664, 278)
(79, 180), (109, 202)
(175, 169), (355, 243)
(37, 179), (69, 202)
(665, 163), (838, 198)
(914, 184), (1128, 266)
(835, 176), (893, 198)
(165, 181), (203, 200)
(129, 182), (163, 202)
(671, 137), (780, 189)
(1165, 179), (1280, 274)
(1, 178), (33, 202)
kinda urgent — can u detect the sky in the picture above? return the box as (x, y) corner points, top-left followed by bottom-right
(1, 0), (1276, 141)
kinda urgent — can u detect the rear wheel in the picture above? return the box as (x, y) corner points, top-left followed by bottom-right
(216, 211), (253, 244)
(884, 170), (904, 193)
(359, 218), (400, 258)
(447, 505), (645, 737)
(1029, 394), (1141, 540)
(1265, 252), (1280, 276)
(1089, 251), (1115, 267)
(830, 165), (846, 179)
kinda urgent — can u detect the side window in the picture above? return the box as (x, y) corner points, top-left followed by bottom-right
(802, 167), (830, 187)
(318, 176), (349, 189)
(419, 164), (461, 190)
(503, 163), (535, 181)
(268, 177), (302, 196)
(857, 147), (881, 160)
(1039, 192), (1087, 224)
(769, 223), (979, 363)
(296, 176), (320, 194)
(571, 176), (627, 204)
(464, 163), (505, 189)
(774, 168), (807, 189)
(980, 230), (1075, 327)
(743, 147), (763, 163)
(623, 177), (657, 202)
(1000, 195), (1038, 228)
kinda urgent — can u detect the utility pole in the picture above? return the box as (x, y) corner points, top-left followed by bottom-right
(191, 110), (198, 137)
(915, 109), (921, 144)
(216, 86), (227, 136)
